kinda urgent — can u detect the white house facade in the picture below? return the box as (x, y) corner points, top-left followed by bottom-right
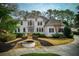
(15, 16), (64, 36)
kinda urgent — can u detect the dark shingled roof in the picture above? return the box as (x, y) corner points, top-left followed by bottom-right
(26, 16), (49, 22)
(45, 19), (64, 26)
(18, 15), (64, 26)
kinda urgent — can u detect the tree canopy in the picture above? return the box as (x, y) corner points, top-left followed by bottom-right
(0, 3), (19, 32)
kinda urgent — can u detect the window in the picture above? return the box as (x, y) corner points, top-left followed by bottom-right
(38, 21), (42, 26)
(23, 28), (26, 32)
(58, 28), (63, 32)
(40, 22), (42, 25)
(49, 28), (54, 33)
(18, 28), (20, 32)
(37, 28), (43, 32)
(21, 21), (23, 25)
(39, 28), (41, 32)
(37, 28), (38, 32)
(42, 28), (43, 32)
(28, 20), (33, 26)
(38, 22), (39, 25)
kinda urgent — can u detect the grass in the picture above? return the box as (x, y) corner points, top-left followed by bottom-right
(39, 38), (73, 45)
(21, 53), (60, 56)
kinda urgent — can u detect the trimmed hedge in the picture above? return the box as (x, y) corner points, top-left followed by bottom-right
(63, 26), (73, 38)
(73, 31), (79, 35)
(15, 33), (25, 38)
(52, 33), (65, 38)
(0, 32), (16, 42)
(33, 33), (46, 38)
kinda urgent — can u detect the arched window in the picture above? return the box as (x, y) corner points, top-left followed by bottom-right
(30, 20), (32, 25)
(38, 21), (42, 26)
(23, 27), (26, 32)
(18, 28), (20, 32)
(21, 21), (23, 25)
(42, 28), (43, 32)
(37, 28), (43, 32)
(28, 20), (33, 26)
(37, 28), (38, 32)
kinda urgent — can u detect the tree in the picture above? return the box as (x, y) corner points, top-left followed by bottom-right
(28, 10), (41, 20)
(63, 26), (72, 38)
(57, 9), (75, 26)
(0, 3), (19, 32)
(23, 11), (29, 20)
(0, 3), (19, 42)
(52, 9), (59, 19)
(74, 6), (79, 28)
(47, 9), (53, 19)
(0, 3), (18, 19)
(64, 9), (74, 26)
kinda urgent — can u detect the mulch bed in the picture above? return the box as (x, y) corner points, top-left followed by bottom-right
(38, 39), (54, 46)
(0, 42), (14, 52)
(0, 38), (26, 52)
(0, 37), (54, 53)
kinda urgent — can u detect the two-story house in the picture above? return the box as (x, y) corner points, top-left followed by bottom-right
(15, 16), (64, 36)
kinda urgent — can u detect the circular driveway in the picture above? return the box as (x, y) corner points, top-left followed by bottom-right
(0, 35), (79, 56)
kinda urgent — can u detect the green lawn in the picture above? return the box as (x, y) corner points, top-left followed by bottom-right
(21, 53), (60, 56)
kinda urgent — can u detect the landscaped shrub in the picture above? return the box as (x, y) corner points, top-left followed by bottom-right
(77, 28), (79, 32)
(73, 31), (79, 35)
(72, 28), (79, 35)
(0, 31), (16, 42)
(15, 33), (25, 38)
(6, 33), (16, 41)
(52, 33), (64, 38)
(22, 36), (27, 39)
(33, 33), (46, 38)
(63, 26), (73, 38)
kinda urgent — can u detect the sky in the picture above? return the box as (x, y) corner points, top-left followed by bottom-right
(18, 3), (79, 13)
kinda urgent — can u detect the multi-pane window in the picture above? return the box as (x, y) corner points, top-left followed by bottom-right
(23, 27), (26, 32)
(21, 21), (23, 25)
(38, 22), (39, 25)
(38, 21), (42, 26)
(40, 22), (42, 25)
(41, 28), (43, 32)
(18, 28), (20, 32)
(37, 28), (43, 32)
(37, 28), (38, 32)
(49, 28), (54, 33)
(28, 20), (33, 26)
(58, 28), (63, 32)
(39, 28), (41, 32)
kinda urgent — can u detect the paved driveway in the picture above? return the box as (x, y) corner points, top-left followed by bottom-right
(0, 35), (79, 56)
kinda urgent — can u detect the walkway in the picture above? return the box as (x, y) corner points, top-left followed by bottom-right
(0, 35), (79, 56)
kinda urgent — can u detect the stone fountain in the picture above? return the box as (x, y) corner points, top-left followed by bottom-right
(21, 33), (35, 48)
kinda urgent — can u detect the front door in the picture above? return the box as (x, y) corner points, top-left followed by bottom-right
(28, 27), (34, 33)
(28, 20), (34, 33)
